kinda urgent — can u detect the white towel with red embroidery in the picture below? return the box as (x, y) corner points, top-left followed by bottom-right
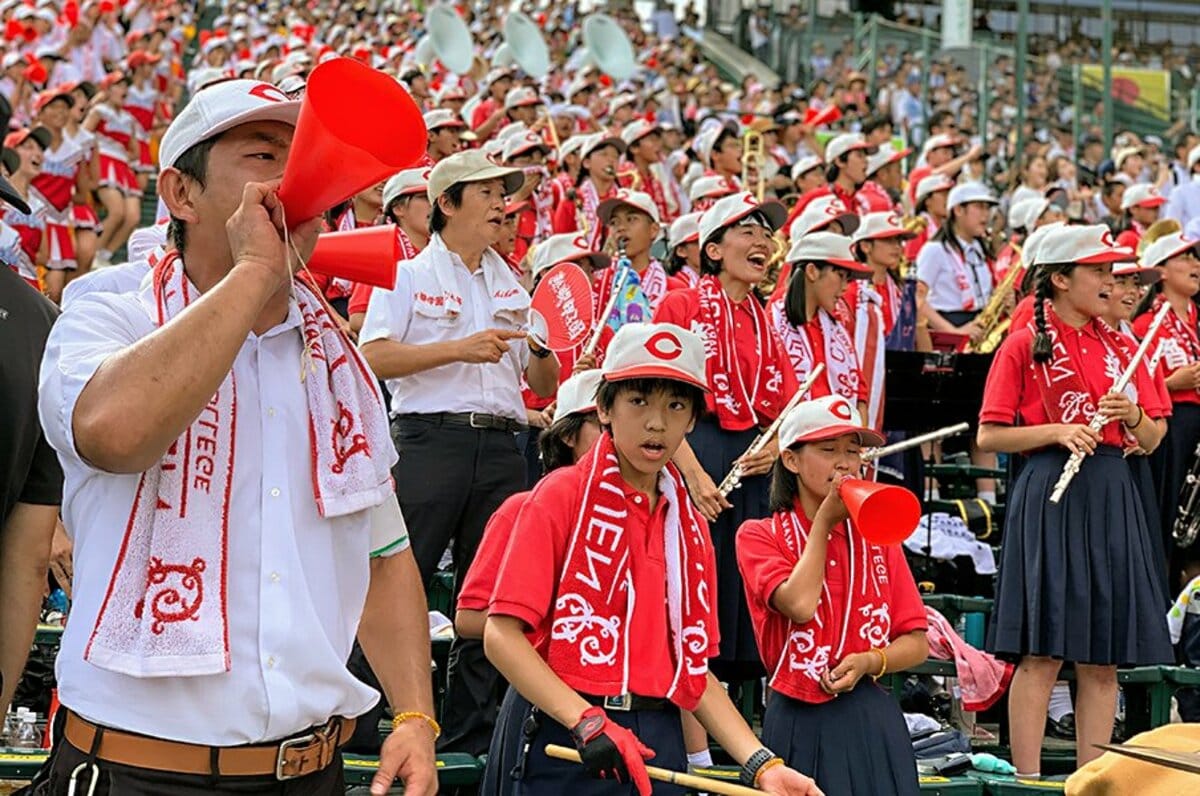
(84, 253), (393, 678)
(410, 234), (529, 323)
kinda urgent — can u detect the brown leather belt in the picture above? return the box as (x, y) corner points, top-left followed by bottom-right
(64, 711), (356, 780)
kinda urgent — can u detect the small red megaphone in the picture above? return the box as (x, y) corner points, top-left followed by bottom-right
(277, 57), (426, 225)
(804, 104), (842, 128)
(839, 479), (920, 546)
(306, 225), (400, 290)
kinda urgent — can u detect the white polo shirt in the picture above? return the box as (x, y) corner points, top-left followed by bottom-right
(915, 235), (994, 313)
(359, 234), (530, 421)
(39, 287), (406, 745)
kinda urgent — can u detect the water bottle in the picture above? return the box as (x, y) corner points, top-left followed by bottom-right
(15, 711), (39, 749)
(1, 710), (17, 746)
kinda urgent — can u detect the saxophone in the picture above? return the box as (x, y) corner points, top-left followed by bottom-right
(965, 242), (1022, 355)
(1173, 445), (1200, 547)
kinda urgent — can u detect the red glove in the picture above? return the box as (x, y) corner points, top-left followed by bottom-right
(569, 706), (655, 795)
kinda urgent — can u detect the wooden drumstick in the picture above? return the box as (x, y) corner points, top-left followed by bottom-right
(544, 744), (766, 795)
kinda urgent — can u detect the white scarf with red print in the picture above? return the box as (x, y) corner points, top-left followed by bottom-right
(772, 302), (860, 404)
(84, 253), (393, 678)
(695, 275), (786, 430)
(768, 508), (893, 704)
(547, 434), (712, 711)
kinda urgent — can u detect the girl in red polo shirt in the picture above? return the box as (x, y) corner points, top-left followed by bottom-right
(484, 323), (821, 796)
(770, 230), (870, 419)
(737, 395), (928, 795)
(1133, 233), (1200, 573)
(654, 191), (797, 682)
(977, 225), (1173, 778)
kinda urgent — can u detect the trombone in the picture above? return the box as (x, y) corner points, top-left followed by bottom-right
(742, 129), (767, 202)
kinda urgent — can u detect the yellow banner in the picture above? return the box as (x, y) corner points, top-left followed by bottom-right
(1080, 66), (1170, 120)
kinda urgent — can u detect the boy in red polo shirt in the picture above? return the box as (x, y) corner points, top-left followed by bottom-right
(483, 323), (822, 795)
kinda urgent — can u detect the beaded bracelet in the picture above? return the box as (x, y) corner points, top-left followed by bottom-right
(754, 756), (785, 786)
(392, 711), (442, 740)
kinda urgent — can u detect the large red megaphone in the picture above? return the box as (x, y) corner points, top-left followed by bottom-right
(277, 57), (426, 225)
(306, 225), (400, 290)
(839, 479), (920, 546)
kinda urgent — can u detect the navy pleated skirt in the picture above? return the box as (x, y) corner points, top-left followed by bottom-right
(482, 688), (686, 796)
(987, 446), (1174, 665)
(762, 683), (919, 796)
(1128, 453), (1169, 598)
(1149, 402), (1200, 564)
(687, 415), (770, 674)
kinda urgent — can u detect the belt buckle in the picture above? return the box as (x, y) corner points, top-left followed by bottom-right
(275, 733), (316, 781)
(275, 720), (338, 782)
(468, 412), (489, 429)
(603, 693), (633, 712)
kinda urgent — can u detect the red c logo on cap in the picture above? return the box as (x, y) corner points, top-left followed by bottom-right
(645, 331), (683, 360)
(1100, 229), (1115, 247)
(829, 398), (853, 420)
(249, 84), (287, 103)
(572, 235), (590, 250)
(741, 193), (758, 208)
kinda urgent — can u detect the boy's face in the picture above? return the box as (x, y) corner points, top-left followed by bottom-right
(608, 206), (657, 257)
(598, 384), (697, 484)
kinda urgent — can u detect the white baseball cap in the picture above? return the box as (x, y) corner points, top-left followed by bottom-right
(1187, 143), (1200, 172)
(824, 132), (870, 163)
(423, 109), (466, 131)
(790, 155), (824, 181)
(427, 149), (525, 203)
(1113, 258), (1162, 286)
(785, 230), (870, 273)
(504, 86), (542, 110)
(159, 80), (300, 172)
(698, 191), (787, 246)
(913, 173), (955, 205)
(553, 369), (603, 421)
(1121, 183), (1166, 210)
(383, 167), (431, 208)
(688, 175), (737, 203)
(621, 118), (661, 147)
(1142, 231), (1198, 268)
(694, 122), (733, 168)
(1114, 146), (1144, 170)
(667, 211), (702, 251)
(1021, 221), (1064, 268)
(866, 146), (911, 178)
(531, 233), (611, 277)
(558, 135), (587, 159)
(601, 322), (709, 392)
(503, 131), (551, 162)
(580, 132), (627, 160)
(921, 133), (962, 156)
(778, 394), (885, 449)
(787, 195), (860, 240)
(1008, 197), (1050, 232)
(947, 182), (998, 211)
(851, 211), (912, 243)
(1036, 224), (1135, 266)
(598, 188), (661, 225)
(496, 122), (529, 142)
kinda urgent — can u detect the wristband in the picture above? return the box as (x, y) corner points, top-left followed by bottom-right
(392, 711), (441, 740)
(739, 747), (779, 787)
(1123, 405), (1144, 429)
(528, 337), (552, 358)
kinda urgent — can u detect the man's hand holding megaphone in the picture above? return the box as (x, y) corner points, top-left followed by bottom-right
(226, 181), (323, 292)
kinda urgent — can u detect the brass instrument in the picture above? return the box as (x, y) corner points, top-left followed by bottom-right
(1049, 301), (1171, 504)
(964, 242), (1022, 354)
(741, 129), (766, 202)
(718, 364), (824, 497)
(903, 214), (928, 236)
(758, 230), (790, 297)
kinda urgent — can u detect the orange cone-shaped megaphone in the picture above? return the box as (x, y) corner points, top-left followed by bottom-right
(306, 225), (400, 290)
(839, 479), (920, 546)
(277, 57), (426, 225)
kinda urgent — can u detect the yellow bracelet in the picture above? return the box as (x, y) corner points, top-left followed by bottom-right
(392, 711), (441, 740)
(869, 647), (888, 681)
(753, 756), (785, 787)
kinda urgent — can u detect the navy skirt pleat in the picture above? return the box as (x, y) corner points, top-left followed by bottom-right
(1128, 454), (1169, 598)
(687, 415), (770, 672)
(762, 684), (919, 796)
(482, 688), (686, 795)
(1149, 402), (1200, 565)
(987, 446), (1174, 665)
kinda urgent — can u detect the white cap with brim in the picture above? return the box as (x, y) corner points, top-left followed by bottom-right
(787, 195), (859, 241)
(778, 394), (886, 449)
(790, 155), (824, 181)
(383, 167), (431, 208)
(598, 188), (661, 226)
(601, 322), (710, 392)
(159, 80), (300, 172)
(1142, 231), (1198, 269)
(667, 212), (702, 251)
(1036, 224), (1136, 266)
(698, 191), (787, 247)
(553, 369), (603, 421)
(785, 230), (871, 274)
(531, 233), (611, 278)
(427, 149), (525, 203)
(947, 182), (998, 211)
